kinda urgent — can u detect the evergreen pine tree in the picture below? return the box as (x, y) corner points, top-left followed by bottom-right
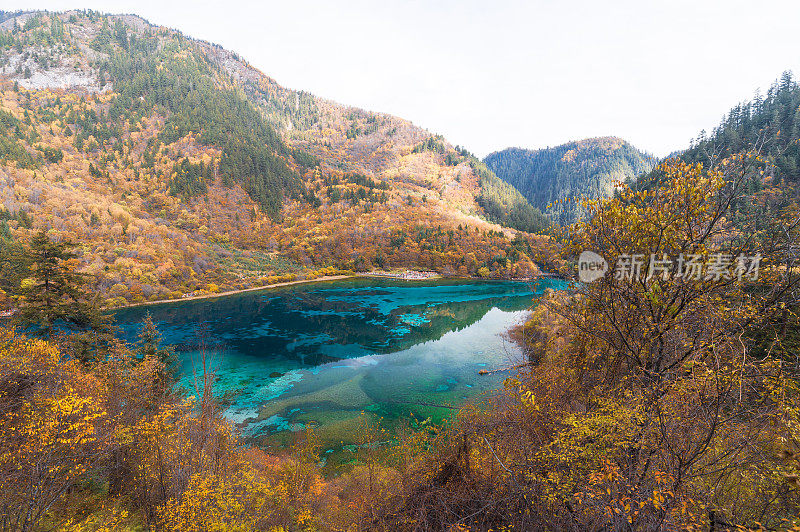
(136, 312), (178, 383)
(17, 230), (90, 334)
(17, 230), (118, 364)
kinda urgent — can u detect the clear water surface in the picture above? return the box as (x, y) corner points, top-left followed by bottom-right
(113, 277), (566, 456)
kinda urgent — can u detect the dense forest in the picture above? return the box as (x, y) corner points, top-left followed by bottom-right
(470, 158), (550, 234)
(7, 13), (302, 218)
(633, 71), (800, 229)
(681, 70), (800, 183)
(0, 10), (554, 309)
(484, 137), (655, 225)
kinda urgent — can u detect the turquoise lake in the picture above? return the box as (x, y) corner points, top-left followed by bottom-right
(113, 277), (566, 455)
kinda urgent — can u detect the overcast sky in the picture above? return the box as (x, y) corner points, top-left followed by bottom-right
(5, 0), (800, 157)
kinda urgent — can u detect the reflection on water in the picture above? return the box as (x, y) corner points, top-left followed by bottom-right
(113, 277), (566, 454)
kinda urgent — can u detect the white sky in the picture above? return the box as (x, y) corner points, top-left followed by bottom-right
(5, 0), (800, 158)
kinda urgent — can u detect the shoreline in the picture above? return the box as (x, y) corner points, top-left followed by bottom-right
(109, 272), (552, 311)
(113, 275), (355, 310)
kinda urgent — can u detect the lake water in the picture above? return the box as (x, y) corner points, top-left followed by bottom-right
(113, 277), (566, 459)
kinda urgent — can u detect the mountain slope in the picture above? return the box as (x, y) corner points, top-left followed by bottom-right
(679, 71), (800, 183)
(484, 137), (655, 225)
(0, 10), (553, 306)
(625, 71), (800, 239)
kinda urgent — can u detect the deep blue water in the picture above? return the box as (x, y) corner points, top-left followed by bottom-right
(113, 277), (566, 451)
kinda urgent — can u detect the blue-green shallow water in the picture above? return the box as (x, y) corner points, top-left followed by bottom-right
(113, 278), (566, 456)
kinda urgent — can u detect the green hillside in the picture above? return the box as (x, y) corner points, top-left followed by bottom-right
(484, 136), (655, 225)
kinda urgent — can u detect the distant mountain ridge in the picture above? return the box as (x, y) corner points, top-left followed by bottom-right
(484, 136), (655, 225)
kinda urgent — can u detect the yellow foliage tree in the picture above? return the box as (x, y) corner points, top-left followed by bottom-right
(0, 328), (111, 531)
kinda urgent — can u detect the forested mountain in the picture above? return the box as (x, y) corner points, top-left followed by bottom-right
(628, 70), (800, 229)
(0, 10), (552, 306)
(484, 137), (655, 225)
(680, 71), (800, 183)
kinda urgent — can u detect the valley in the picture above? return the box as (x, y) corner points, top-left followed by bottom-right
(2, 6), (800, 532)
(112, 277), (567, 470)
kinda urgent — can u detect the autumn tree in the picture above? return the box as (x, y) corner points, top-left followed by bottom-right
(0, 223), (28, 305)
(538, 156), (800, 528)
(372, 157), (800, 530)
(0, 328), (112, 532)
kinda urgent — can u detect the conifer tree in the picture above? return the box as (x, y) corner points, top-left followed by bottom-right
(17, 230), (89, 334)
(17, 230), (117, 364)
(137, 312), (178, 383)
